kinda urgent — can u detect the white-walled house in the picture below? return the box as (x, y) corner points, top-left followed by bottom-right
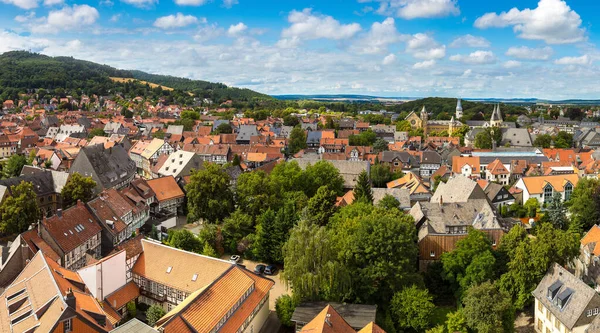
(513, 174), (578, 205)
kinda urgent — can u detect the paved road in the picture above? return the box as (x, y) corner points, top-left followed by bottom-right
(235, 259), (289, 311)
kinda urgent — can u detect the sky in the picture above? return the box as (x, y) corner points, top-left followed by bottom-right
(1, 0), (600, 99)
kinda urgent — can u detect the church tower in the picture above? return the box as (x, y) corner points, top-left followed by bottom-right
(490, 103), (503, 127)
(455, 98), (463, 119)
(420, 106), (428, 136)
(449, 116), (455, 136)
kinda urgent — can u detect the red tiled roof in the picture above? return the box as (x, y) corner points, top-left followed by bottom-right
(41, 202), (102, 253)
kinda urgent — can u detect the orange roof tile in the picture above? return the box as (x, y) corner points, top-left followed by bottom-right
(486, 159), (509, 175)
(582, 225), (600, 256)
(452, 156), (480, 174)
(146, 176), (184, 202)
(519, 174), (579, 194)
(299, 305), (356, 333)
(358, 322), (387, 333)
(105, 281), (140, 310)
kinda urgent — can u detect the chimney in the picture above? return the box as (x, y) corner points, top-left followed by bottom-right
(325, 313), (332, 327)
(64, 288), (76, 308)
(56, 209), (62, 218)
(77, 199), (83, 207)
(439, 195), (443, 207)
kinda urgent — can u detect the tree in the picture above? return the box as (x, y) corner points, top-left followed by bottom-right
(462, 282), (514, 333)
(373, 139), (389, 153)
(186, 163), (234, 223)
(554, 131), (573, 148)
(3, 154), (26, 179)
(167, 229), (202, 253)
(378, 194), (400, 210)
(61, 173), (97, 207)
(353, 171), (373, 204)
(275, 295), (297, 327)
(232, 154), (241, 166)
(0, 181), (41, 234)
(152, 130), (165, 139)
(568, 177), (600, 231)
(215, 122), (233, 134)
(236, 170), (277, 217)
(255, 209), (277, 262)
(221, 210), (254, 253)
(150, 225), (159, 240)
(446, 310), (467, 333)
(524, 197), (540, 218)
(391, 285), (435, 332)
(474, 127), (501, 149)
(349, 130), (377, 146)
(441, 228), (497, 298)
(146, 305), (166, 326)
(545, 192), (568, 229)
(281, 219), (349, 301)
(306, 186), (337, 226)
(304, 161), (344, 197)
(534, 134), (552, 148)
(288, 126), (307, 155)
(88, 128), (105, 139)
(202, 241), (218, 257)
(370, 164), (393, 188)
(396, 120), (412, 132)
(126, 301), (137, 319)
(26, 149), (36, 165)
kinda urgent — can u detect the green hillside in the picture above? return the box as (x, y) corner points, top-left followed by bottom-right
(0, 51), (272, 104)
(393, 97), (528, 121)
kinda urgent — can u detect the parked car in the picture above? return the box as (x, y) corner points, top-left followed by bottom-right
(265, 265), (277, 275)
(254, 264), (266, 275)
(230, 255), (241, 263)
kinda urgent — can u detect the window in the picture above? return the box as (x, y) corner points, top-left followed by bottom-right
(538, 301), (543, 312)
(544, 185), (553, 202)
(565, 183), (573, 201)
(430, 251), (435, 257)
(64, 319), (72, 333)
(555, 317), (560, 330)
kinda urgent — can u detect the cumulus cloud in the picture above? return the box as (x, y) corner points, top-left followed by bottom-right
(222, 0), (238, 8)
(413, 59), (436, 69)
(450, 50), (496, 64)
(121, 0), (157, 7)
(360, 0), (460, 19)
(503, 60), (522, 68)
(173, 0), (206, 6)
(474, 0), (585, 44)
(43, 0), (63, 6)
(505, 46), (553, 60)
(30, 5), (99, 34)
(154, 13), (199, 29)
(228, 22), (247, 36)
(406, 33), (446, 60)
(1, 0), (38, 9)
(554, 54), (591, 65)
(449, 34), (490, 48)
(351, 18), (406, 54)
(382, 53), (396, 65)
(193, 24), (225, 42)
(0, 30), (50, 52)
(281, 8), (361, 42)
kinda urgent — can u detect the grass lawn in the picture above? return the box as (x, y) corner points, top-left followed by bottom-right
(430, 306), (455, 327)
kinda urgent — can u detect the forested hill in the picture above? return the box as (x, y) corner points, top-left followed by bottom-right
(394, 97), (529, 122)
(0, 51), (272, 103)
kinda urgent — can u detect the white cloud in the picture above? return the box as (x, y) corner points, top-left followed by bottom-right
(15, 12), (36, 23)
(449, 34), (490, 48)
(413, 60), (436, 69)
(351, 18), (405, 54)
(406, 33), (446, 60)
(222, 0), (238, 8)
(281, 8), (361, 42)
(276, 37), (301, 49)
(554, 54), (591, 65)
(382, 53), (396, 65)
(0, 30), (50, 52)
(362, 0), (460, 19)
(121, 0), (156, 7)
(503, 60), (522, 68)
(505, 46), (553, 60)
(474, 0), (585, 44)
(43, 0), (63, 6)
(1, 0), (38, 9)
(450, 50), (496, 64)
(154, 13), (199, 29)
(194, 24), (225, 42)
(228, 22), (247, 36)
(31, 5), (99, 34)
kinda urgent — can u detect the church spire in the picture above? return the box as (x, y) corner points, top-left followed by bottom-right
(455, 98), (463, 119)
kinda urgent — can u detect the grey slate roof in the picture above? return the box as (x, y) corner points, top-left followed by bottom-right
(306, 131), (322, 145)
(291, 302), (377, 330)
(0, 167), (69, 197)
(380, 151), (420, 167)
(533, 263), (600, 330)
(372, 188), (411, 209)
(421, 151), (441, 164)
(166, 125), (184, 136)
(430, 175), (488, 204)
(70, 144), (136, 192)
(501, 128), (532, 147)
(236, 125), (258, 142)
(293, 157), (370, 189)
(110, 319), (158, 333)
(212, 120), (230, 132)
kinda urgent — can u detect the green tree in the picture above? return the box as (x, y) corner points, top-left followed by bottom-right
(534, 134), (552, 148)
(441, 228), (497, 298)
(126, 301), (137, 319)
(373, 138), (389, 153)
(391, 285), (435, 332)
(524, 197), (540, 218)
(0, 181), (41, 234)
(254, 209), (277, 262)
(167, 229), (202, 253)
(545, 192), (568, 229)
(26, 149), (36, 165)
(462, 282), (514, 333)
(150, 225), (159, 240)
(3, 154), (26, 179)
(353, 170), (373, 204)
(553, 131), (573, 148)
(568, 177), (600, 231)
(61, 173), (97, 207)
(202, 241), (218, 257)
(446, 310), (467, 333)
(215, 122), (233, 134)
(474, 127), (502, 149)
(186, 163), (234, 223)
(221, 209), (254, 253)
(306, 185), (337, 226)
(232, 154), (241, 166)
(377, 194), (400, 210)
(371, 164), (393, 188)
(349, 130), (377, 146)
(152, 130), (165, 139)
(146, 305), (166, 326)
(288, 126), (307, 155)
(304, 161), (345, 197)
(396, 120), (412, 132)
(275, 295), (297, 327)
(88, 128), (105, 139)
(281, 219), (349, 301)
(236, 170), (277, 217)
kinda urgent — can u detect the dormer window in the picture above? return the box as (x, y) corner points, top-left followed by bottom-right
(548, 280), (562, 300)
(556, 288), (573, 309)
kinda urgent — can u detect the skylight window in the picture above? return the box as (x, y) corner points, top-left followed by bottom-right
(192, 274), (198, 281)
(166, 266), (172, 273)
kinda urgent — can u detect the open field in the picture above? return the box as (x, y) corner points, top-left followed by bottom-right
(110, 77), (174, 91)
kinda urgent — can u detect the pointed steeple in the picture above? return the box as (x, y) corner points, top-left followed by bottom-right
(455, 98), (463, 119)
(495, 103), (503, 122)
(490, 104), (498, 122)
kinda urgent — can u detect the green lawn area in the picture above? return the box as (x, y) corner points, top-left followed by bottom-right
(431, 306), (455, 327)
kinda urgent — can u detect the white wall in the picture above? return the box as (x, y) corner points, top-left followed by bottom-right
(242, 294), (270, 333)
(77, 250), (127, 300)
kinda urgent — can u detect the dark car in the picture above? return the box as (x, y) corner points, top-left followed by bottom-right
(254, 264), (266, 274)
(264, 265), (277, 275)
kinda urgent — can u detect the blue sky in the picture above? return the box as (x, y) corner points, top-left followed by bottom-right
(1, 0), (600, 99)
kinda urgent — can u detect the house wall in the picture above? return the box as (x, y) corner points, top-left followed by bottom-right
(78, 251), (127, 300)
(534, 298), (589, 333)
(242, 294), (271, 333)
(0, 237), (28, 288)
